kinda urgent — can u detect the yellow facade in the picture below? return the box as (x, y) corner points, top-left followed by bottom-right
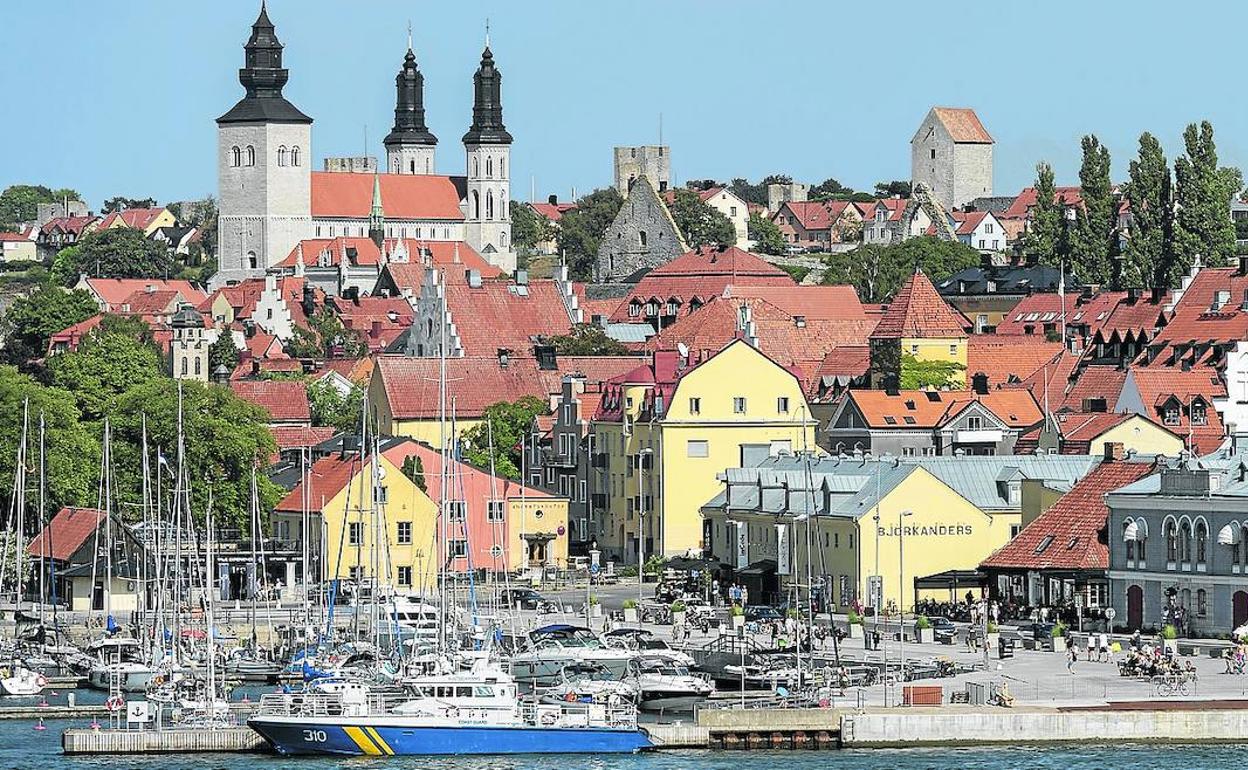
(365, 370), (482, 447)
(103, 207), (176, 235)
(598, 341), (817, 560)
(900, 335), (968, 387)
(506, 497), (571, 572)
(1094, 416), (1183, 457)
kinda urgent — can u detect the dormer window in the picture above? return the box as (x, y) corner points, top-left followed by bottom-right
(1163, 403), (1181, 426)
(1191, 400), (1208, 426)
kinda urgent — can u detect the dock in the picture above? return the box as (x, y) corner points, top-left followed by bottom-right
(62, 726), (266, 754)
(0, 705), (107, 720)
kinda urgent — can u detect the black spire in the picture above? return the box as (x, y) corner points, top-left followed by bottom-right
(461, 43), (512, 145)
(383, 44), (437, 148)
(218, 2), (312, 125)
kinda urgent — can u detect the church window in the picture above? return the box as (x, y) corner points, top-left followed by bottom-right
(247, 251), (257, 269)
(194, 358), (201, 377)
(473, 157), (479, 177)
(472, 191), (480, 219)
(501, 232), (507, 248)
(230, 146), (241, 167)
(181, 358), (188, 376)
(639, 230), (648, 247)
(487, 191), (494, 219)
(292, 146), (300, 166)
(486, 157), (493, 178)
(277, 146), (288, 166)
(246, 146), (255, 167)
(500, 157), (506, 177)
(425, 158), (431, 174)
(410, 160), (416, 174)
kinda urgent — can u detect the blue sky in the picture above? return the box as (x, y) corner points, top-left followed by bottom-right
(3, 0), (1246, 209)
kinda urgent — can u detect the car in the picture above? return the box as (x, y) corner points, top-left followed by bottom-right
(929, 616), (957, 643)
(500, 588), (550, 611)
(1023, 621), (1058, 642)
(744, 605), (784, 622)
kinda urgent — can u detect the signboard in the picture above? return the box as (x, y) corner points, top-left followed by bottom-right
(776, 524), (790, 575)
(735, 522), (749, 569)
(1104, 607), (1117, 621)
(866, 575), (883, 609)
(127, 700), (152, 724)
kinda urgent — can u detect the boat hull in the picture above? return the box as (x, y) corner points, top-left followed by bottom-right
(248, 717), (652, 756)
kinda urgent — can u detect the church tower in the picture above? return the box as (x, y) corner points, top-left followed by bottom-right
(215, 2), (313, 286)
(462, 34), (515, 273)
(383, 32), (438, 175)
(368, 172), (385, 248)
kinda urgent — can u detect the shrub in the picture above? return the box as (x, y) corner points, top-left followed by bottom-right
(1161, 624), (1179, 640)
(670, 600), (686, 613)
(1051, 622), (1067, 638)
(730, 604), (745, 617)
(915, 615), (932, 630)
(588, 595), (600, 606)
(987, 622), (999, 634)
(847, 609), (863, 625)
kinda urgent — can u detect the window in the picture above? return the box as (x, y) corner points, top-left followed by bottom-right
(985, 223), (994, 234)
(966, 416), (983, 431)
(688, 397), (701, 414)
(1163, 405), (1180, 426)
(246, 145), (255, 166)
(639, 230), (648, 247)
(733, 397), (747, 414)
(949, 344), (958, 356)
(277, 146), (288, 166)
(687, 440), (709, 458)
(448, 539), (468, 559)
(730, 206), (737, 217)
(291, 146), (300, 166)
(1034, 534), (1054, 554)
(1124, 522), (1135, 562)
(910, 344), (919, 355)
(1010, 524), (1021, 539)
(396, 521), (412, 545)
(486, 156), (494, 178)
(1180, 521), (1192, 563)
(230, 146), (241, 167)
(397, 566), (412, 586)
(1197, 588), (1208, 617)
(374, 485), (388, 505)
(181, 358), (188, 376)
(1196, 520), (1208, 564)
(930, 148), (936, 159)
(446, 501), (466, 521)
(348, 522), (363, 546)
(1165, 520), (1177, 563)
(194, 358), (201, 377)
(1192, 401), (1208, 426)
(777, 396), (790, 414)
(486, 191), (494, 219)
(579, 480), (587, 502)
(902, 446), (917, 457)
(629, 301), (641, 318)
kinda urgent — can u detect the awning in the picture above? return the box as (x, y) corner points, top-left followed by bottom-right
(913, 569), (987, 590)
(1123, 519), (1149, 542)
(1218, 522), (1241, 546)
(738, 559), (778, 577)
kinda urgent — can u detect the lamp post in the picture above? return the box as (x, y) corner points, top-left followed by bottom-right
(638, 447), (653, 618)
(898, 510), (913, 695)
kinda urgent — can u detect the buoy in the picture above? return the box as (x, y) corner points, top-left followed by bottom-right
(38, 698), (48, 708)
(34, 718), (46, 732)
(90, 719), (100, 730)
(242, 693), (250, 703)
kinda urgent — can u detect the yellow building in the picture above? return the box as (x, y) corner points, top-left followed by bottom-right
(868, 267), (969, 389)
(99, 206), (177, 236)
(592, 340), (817, 561)
(1025, 411), (1183, 457)
(702, 453), (1101, 610)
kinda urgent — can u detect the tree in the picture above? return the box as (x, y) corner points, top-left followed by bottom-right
(109, 380), (280, 529)
(286, 308), (367, 359)
(400, 454), (427, 493)
(1069, 135), (1116, 285)
(556, 188), (623, 280)
(0, 284), (99, 365)
(208, 331), (241, 374)
(822, 238), (981, 303)
(810, 178), (852, 200)
(547, 324), (629, 356)
(1174, 121), (1240, 267)
(899, 354), (967, 390)
(0, 185), (81, 227)
(873, 180), (912, 198)
(748, 212), (787, 256)
(101, 196), (157, 214)
(509, 200), (554, 255)
(1122, 132), (1175, 289)
(46, 316), (164, 421)
(667, 188), (736, 249)
(0, 366), (101, 512)
(1020, 162), (1063, 265)
(459, 396), (548, 479)
(307, 379), (363, 433)
(170, 197), (218, 261)
(51, 228), (179, 284)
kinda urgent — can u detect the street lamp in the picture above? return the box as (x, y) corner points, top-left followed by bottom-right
(898, 510), (913, 696)
(637, 447), (654, 618)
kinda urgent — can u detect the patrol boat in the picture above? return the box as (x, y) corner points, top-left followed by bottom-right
(247, 660), (651, 755)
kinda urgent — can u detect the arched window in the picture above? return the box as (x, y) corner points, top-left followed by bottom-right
(1124, 521), (1135, 562)
(1197, 588), (1208, 617)
(246, 146), (256, 167)
(409, 159), (416, 174)
(277, 146), (288, 167)
(1196, 520), (1208, 565)
(291, 146), (300, 166)
(486, 156), (493, 178)
(181, 358), (188, 376)
(486, 191), (494, 219)
(500, 157), (506, 177)
(471, 191), (480, 219)
(500, 232), (507, 248)
(1165, 519), (1177, 562)
(473, 156), (479, 177)
(247, 251), (257, 269)
(230, 146), (241, 167)
(639, 230), (648, 247)
(194, 357), (201, 377)
(1179, 520), (1192, 563)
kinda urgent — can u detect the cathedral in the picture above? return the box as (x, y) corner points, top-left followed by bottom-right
(214, 3), (515, 288)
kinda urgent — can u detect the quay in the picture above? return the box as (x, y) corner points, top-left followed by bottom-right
(0, 705), (106, 721)
(62, 726), (266, 754)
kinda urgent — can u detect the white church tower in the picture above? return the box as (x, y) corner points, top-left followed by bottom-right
(383, 31), (438, 175)
(461, 35), (515, 273)
(215, 2), (313, 285)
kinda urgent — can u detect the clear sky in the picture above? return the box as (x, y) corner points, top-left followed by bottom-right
(3, 0), (1246, 209)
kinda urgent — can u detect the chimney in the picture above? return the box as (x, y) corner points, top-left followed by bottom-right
(1151, 285), (1165, 303)
(534, 343), (557, 371)
(497, 348), (512, 368)
(883, 373), (900, 396)
(1127, 287), (1140, 304)
(339, 434), (361, 460)
(370, 320), (382, 339)
(515, 270), (529, 286)
(466, 269), (482, 288)
(548, 194), (558, 206)
(1103, 442), (1125, 463)
(971, 372), (989, 395)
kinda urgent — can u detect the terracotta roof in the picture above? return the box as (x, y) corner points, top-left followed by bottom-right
(229, 379), (311, 423)
(0, 232), (33, 242)
(47, 314), (106, 355)
(1151, 267), (1248, 347)
(100, 207), (166, 231)
(870, 198), (909, 222)
(581, 297), (623, 320)
(380, 441), (552, 506)
(930, 107), (993, 144)
(955, 210), (989, 236)
(981, 459), (1155, 571)
(869, 269), (969, 339)
(270, 425), (336, 451)
(967, 336), (1065, 388)
(1060, 364), (1128, 412)
(1017, 411), (1175, 455)
(843, 388), (1042, 430)
(1001, 186), (1083, 220)
(444, 278), (576, 355)
(84, 278), (206, 310)
(116, 289), (179, 315)
(311, 172), (465, 220)
(720, 284), (870, 322)
(333, 295), (414, 352)
(996, 291), (1124, 336)
(777, 201), (836, 231)
(375, 355), (639, 421)
(274, 452), (361, 514)
(1119, 367), (1226, 453)
(26, 507), (105, 562)
(275, 238), (495, 276)
(40, 216), (97, 236)
(529, 202), (577, 222)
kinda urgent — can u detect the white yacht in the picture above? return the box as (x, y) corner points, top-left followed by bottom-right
(508, 625), (634, 687)
(628, 657), (712, 713)
(86, 637), (156, 692)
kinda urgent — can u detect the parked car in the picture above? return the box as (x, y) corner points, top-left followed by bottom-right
(500, 588), (554, 611)
(744, 605), (784, 622)
(929, 616), (957, 644)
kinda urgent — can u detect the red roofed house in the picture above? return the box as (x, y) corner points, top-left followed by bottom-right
(1014, 410), (1183, 457)
(0, 230), (37, 262)
(38, 215), (99, 254)
(97, 206), (176, 235)
(274, 235), (497, 297)
(681, 186), (750, 247)
(911, 107), (994, 211)
(230, 379), (312, 426)
(868, 267), (971, 389)
(27, 506), (147, 612)
(1115, 367), (1226, 454)
(526, 197), (577, 254)
(926, 210), (1006, 253)
(75, 277), (207, 316)
(329, 294), (413, 353)
(980, 449), (1157, 610)
(772, 200), (865, 249)
(862, 197), (931, 246)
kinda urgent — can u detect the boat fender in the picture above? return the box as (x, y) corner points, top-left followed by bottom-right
(105, 695), (124, 712)
(35, 675), (48, 688)
(564, 692), (577, 702)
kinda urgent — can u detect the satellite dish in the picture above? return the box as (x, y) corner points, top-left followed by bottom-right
(677, 342), (689, 358)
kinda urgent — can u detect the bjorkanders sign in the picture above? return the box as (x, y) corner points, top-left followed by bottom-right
(876, 523), (974, 537)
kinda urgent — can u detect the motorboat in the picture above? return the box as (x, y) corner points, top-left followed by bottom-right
(604, 628), (696, 667)
(627, 657), (712, 713)
(223, 648), (283, 681)
(0, 665), (47, 696)
(539, 662), (637, 706)
(508, 625), (634, 687)
(86, 636), (156, 692)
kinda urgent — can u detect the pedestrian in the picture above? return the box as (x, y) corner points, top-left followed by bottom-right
(1067, 642), (1077, 673)
(1098, 631), (1109, 663)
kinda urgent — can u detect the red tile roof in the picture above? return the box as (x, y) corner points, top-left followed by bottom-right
(274, 238), (495, 276)
(274, 452), (361, 514)
(0, 232), (33, 242)
(843, 388), (1042, 430)
(529, 202), (577, 222)
(333, 295), (413, 352)
(41, 216), (97, 236)
(608, 246), (795, 322)
(869, 269), (969, 339)
(27, 507), (105, 562)
(1151, 267), (1248, 348)
(445, 278), (576, 355)
(720, 284), (870, 321)
(99, 207), (167, 231)
(84, 278), (206, 310)
(1001, 186), (1083, 220)
(777, 201), (837, 231)
(967, 336), (1065, 388)
(229, 379), (311, 423)
(311, 172), (464, 220)
(270, 425), (336, 451)
(1120, 367), (1226, 453)
(930, 107), (993, 144)
(1059, 364), (1128, 412)
(996, 292), (1122, 336)
(980, 459), (1156, 571)
(47, 314), (106, 355)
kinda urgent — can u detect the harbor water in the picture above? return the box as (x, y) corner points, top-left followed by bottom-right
(2, 717), (1246, 770)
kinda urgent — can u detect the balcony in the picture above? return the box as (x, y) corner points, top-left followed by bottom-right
(540, 448), (578, 468)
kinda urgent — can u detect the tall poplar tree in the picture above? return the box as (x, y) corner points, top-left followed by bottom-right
(1022, 162), (1062, 265)
(1173, 121), (1240, 266)
(1070, 135), (1116, 285)
(1122, 132), (1174, 289)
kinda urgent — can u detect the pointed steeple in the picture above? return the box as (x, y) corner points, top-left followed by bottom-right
(218, 2), (311, 124)
(369, 173), (385, 248)
(383, 31), (437, 149)
(462, 31), (512, 145)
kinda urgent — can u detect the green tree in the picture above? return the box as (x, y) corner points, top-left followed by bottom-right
(810, 178), (852, 200)
(0, 366), (101, 512)
(307, 379), (363, 433)
(899, 354), (967, 390)
(1123, 132), (1175, 289)
(1174, 121), (1240, 266)
(556, 187), (623, 280)
(821, 237), (981, 303)
(1069, 135), (1116, 285)
(0, 284), (99, 365)
(101, 196), (157, 214)
(286, 308), (367, 359)
(46, 316), (164, 421)
(401, 454), (427, 493)
(748, 211), (786, 256)
(667, 188), (736, 248)
(109, 380), (279, 529)
(460, 396), (548, 479)
(1020, 162), (1063, 265)
(547, 323), (629, 356)
(0, 185), (81, 227)
(208, 331), (241, 374)
(509, 200), (554, 256)
(51, 228), (179, 284)
(873, 180), (912, 198)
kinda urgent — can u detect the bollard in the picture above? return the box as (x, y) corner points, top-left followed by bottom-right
(67, 692), (76, 707)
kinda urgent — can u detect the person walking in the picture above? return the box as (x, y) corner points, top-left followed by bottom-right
(1067, 641), (1078, 673)
(1098, 631), (1110, 663)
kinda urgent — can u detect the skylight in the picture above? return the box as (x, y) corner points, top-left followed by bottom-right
(1034, 535), (1054, 554)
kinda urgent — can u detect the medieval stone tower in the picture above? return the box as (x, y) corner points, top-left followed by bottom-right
(613, 146), (670, 195)
(462, 39), (515, 272)
(216, 2), (313, 285)
(383, 35), (438, 175)
(910, 107), (994, 211)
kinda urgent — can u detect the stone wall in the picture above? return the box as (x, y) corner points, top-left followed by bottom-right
(595, 176), (686, 283)
(613, 146), (670, 195)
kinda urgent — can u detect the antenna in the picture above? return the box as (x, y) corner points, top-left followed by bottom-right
(407, 21), (413, 52)
(363, 124), (368, 160)
(485, 18), (491, 48)
(658, 112), (663, 147)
